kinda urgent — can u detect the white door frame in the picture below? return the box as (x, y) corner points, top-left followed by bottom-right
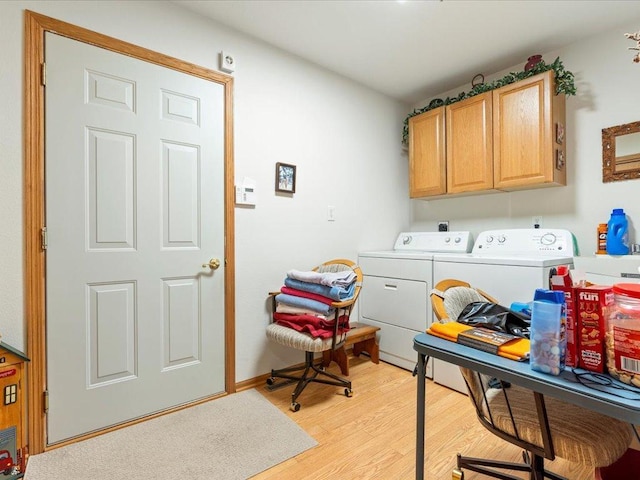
(24, 10), (236, 453)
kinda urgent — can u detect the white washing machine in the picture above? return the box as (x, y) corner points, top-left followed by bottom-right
(432, 228), (576, 393)
(358, 231), (473, 373)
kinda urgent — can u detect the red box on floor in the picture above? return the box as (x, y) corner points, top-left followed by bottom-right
(576, 285), (614, 373)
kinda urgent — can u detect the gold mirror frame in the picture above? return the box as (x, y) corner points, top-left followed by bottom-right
(602, 120), (640, 182)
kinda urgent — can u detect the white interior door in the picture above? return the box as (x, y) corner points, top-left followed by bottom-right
(44, 32), (226, 444)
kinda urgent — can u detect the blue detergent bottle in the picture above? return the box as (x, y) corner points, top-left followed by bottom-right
(606, 208), (630, 255)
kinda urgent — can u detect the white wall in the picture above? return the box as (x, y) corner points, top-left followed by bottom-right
(0, 1), (410, 381)
(411, 18), (640, 257)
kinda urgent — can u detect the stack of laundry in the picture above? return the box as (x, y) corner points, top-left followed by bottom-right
(273, 267), (357, 338)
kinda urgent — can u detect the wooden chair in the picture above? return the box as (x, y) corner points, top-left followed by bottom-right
(430, 279), (632, 480)
(266, 259), (362, 412)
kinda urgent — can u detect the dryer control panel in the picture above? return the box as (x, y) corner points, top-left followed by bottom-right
(473, 229), (575, 256)
(393, 231), (473, 253)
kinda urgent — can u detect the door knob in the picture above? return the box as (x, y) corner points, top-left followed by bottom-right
(202, 258), (221, 270)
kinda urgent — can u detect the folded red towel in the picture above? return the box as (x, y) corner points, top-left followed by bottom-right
(273, 312), (350, 339)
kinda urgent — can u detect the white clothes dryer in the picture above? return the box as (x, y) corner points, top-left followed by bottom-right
(432, 228), (576, 393)
(358, 232), (473, 373)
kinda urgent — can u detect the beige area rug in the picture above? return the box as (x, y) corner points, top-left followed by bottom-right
(24, 389), (316, 480)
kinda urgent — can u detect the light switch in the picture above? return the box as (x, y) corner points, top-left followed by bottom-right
(327, 206), (336, 222)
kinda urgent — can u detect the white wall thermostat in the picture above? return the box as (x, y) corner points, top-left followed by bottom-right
(235, 177), (256, 206)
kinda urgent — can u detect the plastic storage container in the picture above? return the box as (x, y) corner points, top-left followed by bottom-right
(606, 208), (629, 255)
(530, 289), (566, 375)
(606, 283), (640, 385)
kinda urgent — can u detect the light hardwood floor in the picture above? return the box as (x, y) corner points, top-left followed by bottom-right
(252, 356), (594, 480)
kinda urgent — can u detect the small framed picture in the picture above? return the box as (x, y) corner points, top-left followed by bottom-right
(556, 122), (565, 145)
(275, 162), (296, 193)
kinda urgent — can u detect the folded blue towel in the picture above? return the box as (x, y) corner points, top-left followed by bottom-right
(274, 293), (334, 315)
(284, 277), (355, 301)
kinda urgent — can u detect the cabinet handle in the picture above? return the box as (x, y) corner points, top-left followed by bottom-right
(384, 284), (398, 290)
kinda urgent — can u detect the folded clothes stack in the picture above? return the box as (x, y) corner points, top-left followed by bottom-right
(274, 268), (357, 338)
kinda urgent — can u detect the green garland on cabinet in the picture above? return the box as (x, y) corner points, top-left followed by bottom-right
(401, 57), (576, 146)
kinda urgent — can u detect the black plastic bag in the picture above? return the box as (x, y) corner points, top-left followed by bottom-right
(456, 301), (531, 339)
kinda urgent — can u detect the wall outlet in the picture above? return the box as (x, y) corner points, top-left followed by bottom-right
(438, 221), (449, 232)
(532, 216), (542, 229)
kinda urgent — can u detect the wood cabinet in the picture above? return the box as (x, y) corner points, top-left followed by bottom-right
(493, 70), (566, 190)
(408, 106), (446, 198)
(446, 91), (494, 194)
(408, 70), (566, 198)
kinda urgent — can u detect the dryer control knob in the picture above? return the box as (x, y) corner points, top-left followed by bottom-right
(444, 237), (451, 243)
(541, 233), (556, 245)
(402, 235), (412, 245)
(454, 237), (461, 243)
(498, 235), (506, 243)
(486, 235), (494, 243)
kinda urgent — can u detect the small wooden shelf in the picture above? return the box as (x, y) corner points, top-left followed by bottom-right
(322, 323), (380, 376)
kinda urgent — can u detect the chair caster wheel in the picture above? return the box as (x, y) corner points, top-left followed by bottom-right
(290, 402), (301, 412)
(452, 468), (464, 480)
(345, 388), (353, 397)
(266, 377), (275, 386)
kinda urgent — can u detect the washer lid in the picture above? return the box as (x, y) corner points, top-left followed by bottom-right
(433, 252), (574, 267)
(358, 250), (436, 260)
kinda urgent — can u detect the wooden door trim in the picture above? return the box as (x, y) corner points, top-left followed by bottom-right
(24, 10), (235, 453)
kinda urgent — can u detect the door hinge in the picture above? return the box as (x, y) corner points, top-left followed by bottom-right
(41, 62), (46, 86)
(43, 390), (49, 414)
(41, 227), (48, 250)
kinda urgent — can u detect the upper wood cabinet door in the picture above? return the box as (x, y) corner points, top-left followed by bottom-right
(493, 70), (566, 189)
(446, 92), (494, 194)
(408, 107), (446, 198)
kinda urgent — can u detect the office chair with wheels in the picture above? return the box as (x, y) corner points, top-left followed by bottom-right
(430, 279), (632, 480)
(266, 259), (362, 412)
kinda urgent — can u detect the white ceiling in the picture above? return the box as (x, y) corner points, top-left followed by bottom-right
(175, 0), (640, 104)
